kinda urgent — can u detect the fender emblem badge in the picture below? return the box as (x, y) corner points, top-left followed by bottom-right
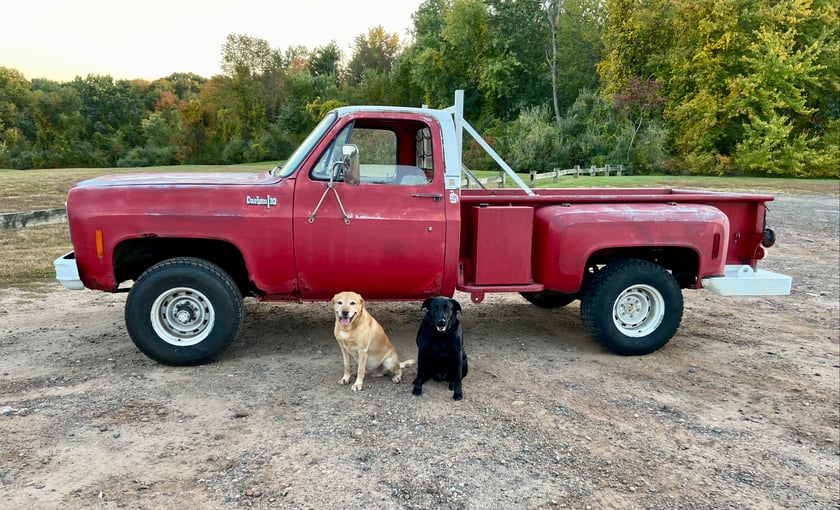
(246, 195), (277, 209)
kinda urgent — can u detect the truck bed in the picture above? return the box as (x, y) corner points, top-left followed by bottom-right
(457, 187), (776, 295)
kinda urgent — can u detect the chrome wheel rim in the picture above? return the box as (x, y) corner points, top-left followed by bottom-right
(150, 287), (214, 346)
(612, 284), (665, 338)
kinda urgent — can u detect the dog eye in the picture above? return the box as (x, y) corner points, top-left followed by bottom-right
(336, 300), (343, 305)
(349, 301), (356, 306)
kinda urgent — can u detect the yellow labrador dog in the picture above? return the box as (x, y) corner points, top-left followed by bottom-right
(332, 291), (414, 391)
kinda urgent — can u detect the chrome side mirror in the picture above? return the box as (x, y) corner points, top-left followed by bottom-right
(341, 144), (360, 186)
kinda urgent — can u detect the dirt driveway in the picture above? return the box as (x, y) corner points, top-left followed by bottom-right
(1, 193), (838, 509)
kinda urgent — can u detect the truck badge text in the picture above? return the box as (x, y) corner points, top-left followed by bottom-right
(246, 195), (277, 209)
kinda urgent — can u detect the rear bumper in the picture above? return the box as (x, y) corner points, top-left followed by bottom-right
(54, 251), (84, 290)
(701, 265), (792, 296)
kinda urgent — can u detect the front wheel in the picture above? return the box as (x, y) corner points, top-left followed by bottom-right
(125, 257), (243, 365)
(580, 259), (683, 355)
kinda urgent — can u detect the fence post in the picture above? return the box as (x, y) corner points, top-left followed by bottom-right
(575, 165), (580, 178)
(529, 170), (535, 186)
(618, 164), (623, 176)
(553, 168), (558, 183)
(590, 165), (595, 176)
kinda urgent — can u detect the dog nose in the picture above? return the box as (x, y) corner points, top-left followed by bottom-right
(436, 319), (447, 328)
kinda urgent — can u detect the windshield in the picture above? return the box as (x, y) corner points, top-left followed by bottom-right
(271, 111), (338, 177)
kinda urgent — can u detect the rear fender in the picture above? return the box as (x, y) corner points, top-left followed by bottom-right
(532, 203), (729, 293)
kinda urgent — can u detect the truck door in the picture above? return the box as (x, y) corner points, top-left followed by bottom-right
(292, 114), (446, 300)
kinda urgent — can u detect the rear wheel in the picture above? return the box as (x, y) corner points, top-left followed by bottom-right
(125, 257), (243, 365)
(580, 259), (682, 355)
(520, 290), (577, 308)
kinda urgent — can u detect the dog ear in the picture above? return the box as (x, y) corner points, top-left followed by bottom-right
(422, 297), (433, 310)
(451, 298), (461, 314)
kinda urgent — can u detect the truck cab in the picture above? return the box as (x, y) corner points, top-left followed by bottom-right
(283, 108), (461, 300)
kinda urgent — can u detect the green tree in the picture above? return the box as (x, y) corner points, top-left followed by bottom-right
(310, 41), (344, 82)
(404, 0), (466, 109)
(70, 75), (145, 164)
(174, 97), (216, 163)
(614, 77), (665, 165)
(483, 0), (552, 120)
(0, 67), (33, 164)
(220, 34), (281, 142)
(347, 25), (400, 98)
(545, 0), (604, 116)
(599, 0), (838, 176)
(29, 86), (85, 167)
(665, 0), (837, 175)
(598, 0), (671, 95)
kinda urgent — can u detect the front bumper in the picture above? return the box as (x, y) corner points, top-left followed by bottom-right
(54, 251), (84, 290)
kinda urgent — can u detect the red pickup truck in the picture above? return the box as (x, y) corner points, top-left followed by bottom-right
(54, 91), (791, 365)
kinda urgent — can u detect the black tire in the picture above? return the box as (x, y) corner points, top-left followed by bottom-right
(125, 257), (243, 365)
(520, 290), (577, 308)
(580, 259), (683, 356)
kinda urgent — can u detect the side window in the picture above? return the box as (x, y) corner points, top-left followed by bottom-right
(354, 128), (398, 184)
(311, 122), (354, 180)
(310, 121), (433, 186)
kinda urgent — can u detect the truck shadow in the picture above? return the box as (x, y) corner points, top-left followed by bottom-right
(224, 297), (602, 364)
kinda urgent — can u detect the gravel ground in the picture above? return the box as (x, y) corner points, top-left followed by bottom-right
(1, 193), (838, 509)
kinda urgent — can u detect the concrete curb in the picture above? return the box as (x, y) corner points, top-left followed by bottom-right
(0, 208), (67, 229)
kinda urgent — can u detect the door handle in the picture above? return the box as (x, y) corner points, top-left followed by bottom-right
(412, 193), (443, 202)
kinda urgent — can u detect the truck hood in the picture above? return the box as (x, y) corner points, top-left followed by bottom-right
(74, 172), (281, 188)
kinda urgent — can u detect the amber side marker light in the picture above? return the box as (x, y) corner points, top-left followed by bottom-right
(95, 229), (104, 259)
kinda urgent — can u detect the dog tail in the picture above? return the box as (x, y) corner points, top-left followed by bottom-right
(399, 359), (416, 368)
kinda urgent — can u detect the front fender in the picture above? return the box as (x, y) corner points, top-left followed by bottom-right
(532, 203), (729, 293)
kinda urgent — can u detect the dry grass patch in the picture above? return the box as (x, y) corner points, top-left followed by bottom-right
(0, 223), (71, 287)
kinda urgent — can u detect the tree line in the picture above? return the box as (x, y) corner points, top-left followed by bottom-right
(0, 0), (837, 177)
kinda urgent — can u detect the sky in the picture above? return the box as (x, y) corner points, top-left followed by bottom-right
(1, 0), (424, 82)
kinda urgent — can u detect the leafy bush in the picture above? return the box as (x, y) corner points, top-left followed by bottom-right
(117, 146), (176, 167)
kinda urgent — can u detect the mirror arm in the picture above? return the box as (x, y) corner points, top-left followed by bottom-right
(309, 161), (351, 225)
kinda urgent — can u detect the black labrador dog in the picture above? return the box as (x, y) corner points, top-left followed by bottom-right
(412, 296), (468, 400)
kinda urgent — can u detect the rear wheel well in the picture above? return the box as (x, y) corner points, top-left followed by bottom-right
(113, 238), (254, 296)
(584, 246), (699, 289)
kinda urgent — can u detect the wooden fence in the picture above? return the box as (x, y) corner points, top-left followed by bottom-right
(462, 164), (626, 188)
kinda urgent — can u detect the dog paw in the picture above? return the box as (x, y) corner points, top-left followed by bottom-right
(453, 392), (463, 401)
(391, 374), (402, 384)
(351, 382), (363, 391)
(339, 376), (351, 385)
(412, 387), (423, 396)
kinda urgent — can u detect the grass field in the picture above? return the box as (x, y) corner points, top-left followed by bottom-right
(1, 163), (837, 288)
